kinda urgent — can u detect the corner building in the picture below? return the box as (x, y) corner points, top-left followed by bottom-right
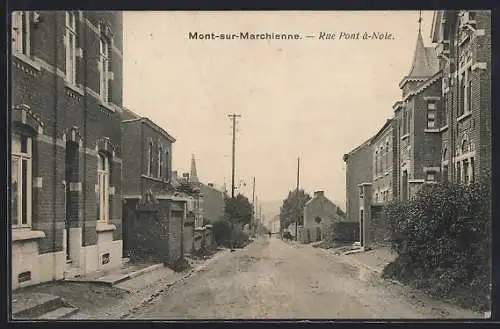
(11, 11), (124, 289)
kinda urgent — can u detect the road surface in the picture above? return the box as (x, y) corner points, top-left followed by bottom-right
(129, 237), (482, 319)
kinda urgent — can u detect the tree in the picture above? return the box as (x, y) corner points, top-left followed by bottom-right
(224, 193), (253, 225)
(279, 189), (311, 231)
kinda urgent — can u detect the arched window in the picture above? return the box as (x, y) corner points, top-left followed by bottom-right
(97, 152), (110, 222)
(11, 133), (32, 226)
(375, 150), (379, 175)
(461, 139), (470, 154)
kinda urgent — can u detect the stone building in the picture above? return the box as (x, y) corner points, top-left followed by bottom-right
(121, 107), (187, 266)
(11, 11), (124, 289)
(302, 191), (346, 243)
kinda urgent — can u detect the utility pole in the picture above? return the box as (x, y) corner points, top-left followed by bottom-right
(228, 113), (241, 199)
(295, 157), (300, 241)
(228, 113), (241, 251)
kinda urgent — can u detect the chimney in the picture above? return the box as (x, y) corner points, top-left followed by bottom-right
(208, 183), (214, 187)
(172, 170), (178, 179)
(314, 191), (324, 198)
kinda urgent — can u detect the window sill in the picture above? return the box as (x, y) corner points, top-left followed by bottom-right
(424, 128), (440, 133)
(12, 52), (42, 71)
(96, 222), (116, 232)
(64, 82), (85, 96)
(400, 134), (409, 141)
(12, 227), (46, 242)
(141, 174), (168, 183)
(99, 101), (116, 113)
(457, 112), (472, 123)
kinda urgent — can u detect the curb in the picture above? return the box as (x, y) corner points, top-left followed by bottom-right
(111, 263), (165, 285)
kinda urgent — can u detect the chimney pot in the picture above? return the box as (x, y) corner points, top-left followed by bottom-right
(208, 183), (214, 187)
(314, 191), (325, 197)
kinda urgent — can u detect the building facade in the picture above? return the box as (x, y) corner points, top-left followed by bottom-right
(302, 191), (345, 243)
(430, 10), (491, 184)
(121, 107), (186, 265)
(11, 11), (124, 289)
(343, 10), (491, 249)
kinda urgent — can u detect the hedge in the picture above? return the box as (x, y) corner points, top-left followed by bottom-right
(382, 171), (491, 311)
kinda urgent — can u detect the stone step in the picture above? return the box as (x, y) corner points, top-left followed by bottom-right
(12, 292), (64, 319)
(38, 307), (79, 320)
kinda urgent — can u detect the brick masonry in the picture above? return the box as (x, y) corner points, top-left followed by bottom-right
(344, 10), (491, 248)
(11, 11), (124, 288)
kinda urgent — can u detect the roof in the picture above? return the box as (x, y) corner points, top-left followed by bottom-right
(121, 106), (141, 120)
(121, 107), (177, 143)
(369, 119), (393, 145)
(345, 136), (374, 158)
(399, 30), (440, 88)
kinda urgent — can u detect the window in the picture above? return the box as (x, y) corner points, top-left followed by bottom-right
(463, 159), (470, 185)
(99, 34), (111, 103)
(427, 103), (436, 129)
(426, 171), (436, 182)
(374, 150), (378, 175)
(11, 133), (32, 226)
(157, 145), (163, 178)
(165, 150), (169, 180)
(460, 68), (472, 116)
(359, 187), (364, 199)
(97, 153), (110, 222)
(442, 164), (449, 182)
(147, 141), (153, 176)
(470, 157), (475, 182)
(12, 12), (30, 56)
(408, 108), (412, 133)
(403, 110), (407, 135)
(65, 12), (77, 85)
(456, 163), (462, 183)
(443, 97), (448, 126)
(385, 142), (389, 170)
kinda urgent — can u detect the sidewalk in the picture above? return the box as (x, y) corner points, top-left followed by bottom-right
(11, 247), (233, 320)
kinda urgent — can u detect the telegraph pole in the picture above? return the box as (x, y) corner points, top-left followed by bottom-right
(228, 113), (241, 199)
(228, 114), (241, 251)
(295, 157), (300, 241)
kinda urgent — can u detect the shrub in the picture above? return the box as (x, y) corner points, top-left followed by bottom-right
(212, 219), (232, 246)
(383, 171), (491, 311)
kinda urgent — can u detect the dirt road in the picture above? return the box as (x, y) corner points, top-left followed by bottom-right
(129, 237), (482, 319)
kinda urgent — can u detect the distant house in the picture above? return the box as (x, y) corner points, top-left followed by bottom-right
(302, 191), (346, 243)
(121, 107), (187, 266)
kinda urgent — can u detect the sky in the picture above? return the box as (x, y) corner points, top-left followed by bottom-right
(122, 10), (435, 211)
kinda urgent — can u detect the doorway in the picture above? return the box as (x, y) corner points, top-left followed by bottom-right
(65, 141), (79, 262)
(402, 170), (408, 202)
(360, 209), (364, 246)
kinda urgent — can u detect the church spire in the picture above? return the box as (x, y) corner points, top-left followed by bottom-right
(418, 10), (422, 34)
(189, 154), (199, 183)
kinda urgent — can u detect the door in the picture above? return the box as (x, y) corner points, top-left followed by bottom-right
(360, 209), (364, 246)
(65, 141), (79, 262)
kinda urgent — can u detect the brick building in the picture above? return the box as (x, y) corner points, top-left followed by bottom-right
(343, 10), (491, 249)
(11, 11), (124, 289)
(121, 107), (187, 265)
(430, 10), (491, 184)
